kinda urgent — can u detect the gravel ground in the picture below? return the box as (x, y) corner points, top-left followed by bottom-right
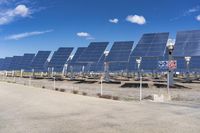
(0, 82), (200, 133)
(1, 76), (200, 102)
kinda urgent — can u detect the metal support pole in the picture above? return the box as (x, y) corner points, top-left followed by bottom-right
(167, 71), (170, 96)
(100, 76), (103, 96)
(53, 77), (56, 90)
(104, 62), (110, 82)
(139, 72), (142, 101)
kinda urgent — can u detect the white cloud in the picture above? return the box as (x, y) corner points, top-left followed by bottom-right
(14, 4), (29, 17)
(77, 32), (95, 40)
(109, 18), (119, 24)
(77, 32), (90, 37)
(188, 6), (200, 13)
(5, 29), (53, 40)
(126, 15), (146, 25)
(0, 4), (30, 25)
(196, 15), (200, 21)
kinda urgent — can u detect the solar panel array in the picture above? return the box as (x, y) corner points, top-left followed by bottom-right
(1, 57), (13, 71)
(77, 42), (109, 63)
(18, 53), (35, 71)
(9, 56), (23, 70)
(131, 33), (169, 57)
(0, 58), (4, 70)
(31, 51), (51, 72)
(106, 41), (134, 62)
(173, 30), (200, 57)
(1, 31), (200, 73)
(49, 47), (73, 72)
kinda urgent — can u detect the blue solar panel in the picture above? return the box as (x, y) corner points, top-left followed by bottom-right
(173, 30), (200, 57)
(68, 47), (87, 72)
(90, 54), (106, 72)
(18, 53), (35, 71)
(131, 33), (169, 57)
(128, 56), (159, 72)
(70, 47), (86, 64)
(140, 57), (159, 71)
(77, 42), (109, 63)
(2, 57), (13, 71)
(190, 56), (200, 71)
(0, 58), (4, 70)
(49, 47), (73, 72)
(109, 62), (128, 72)
(31, 51), (51, 72)
(106, 41), (134, 62)
(9, 56), (23, 70)
(128, 56), (137, 72)
(174, 57), (186, 72)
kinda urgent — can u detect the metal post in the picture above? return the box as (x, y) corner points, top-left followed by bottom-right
(139, 72), (142, 101)
(104, 62), (110, 82)
(20, 69), (24, 78)
(185, 57), (191, 82)
(53, 77), (56, 90)
(100, 76), (103, 96)
(167, 71), (170, 96)
(136, 57), (142, 101)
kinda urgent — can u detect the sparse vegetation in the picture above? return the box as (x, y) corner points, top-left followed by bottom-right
(112, 96), (119, 100)
(60, 88), (66, 92)
(82, 92), (87, 96)
(72, 90), (79, 94)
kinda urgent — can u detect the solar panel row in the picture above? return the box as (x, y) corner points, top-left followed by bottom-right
(1, 30), (200, 73)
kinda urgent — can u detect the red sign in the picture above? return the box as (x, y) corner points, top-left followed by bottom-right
(168, 60), (177, 70)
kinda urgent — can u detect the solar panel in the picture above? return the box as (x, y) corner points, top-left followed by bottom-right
(49, 47), (73, 72)
(174, 57), (186, 72)
(131, 33), (169, 57)
(9, 56), (23, 71)
(90, 54), (106, 72)
(106, 41), (134, 62)
(18, 53), (35, 71)
(70, 47), (86, 64)
(68, 47), (87, 72)
(128, 56), (159, 72)
(140, 57), (159, 71)
(190, 56), (200, 71)
(128, 56), (137, 72)
(0, 58), (4, 70)
(77, 42), (109, 63)
(109, 62), (128, 72)
(31, 51), (51, 72)
(173, 30), (200, 57)
(2, 57), (13, 71)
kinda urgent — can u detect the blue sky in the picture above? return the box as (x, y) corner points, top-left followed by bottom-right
(0, 0), (200, 58)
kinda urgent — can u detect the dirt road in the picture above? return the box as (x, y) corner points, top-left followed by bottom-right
(0, 82), (200, 133)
